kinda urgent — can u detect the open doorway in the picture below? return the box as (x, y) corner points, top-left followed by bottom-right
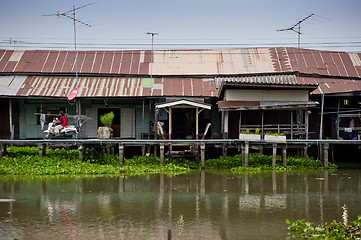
(172, 108), (196, 139)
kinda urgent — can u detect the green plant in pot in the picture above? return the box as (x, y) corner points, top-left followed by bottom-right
(99, 111), (114, 138)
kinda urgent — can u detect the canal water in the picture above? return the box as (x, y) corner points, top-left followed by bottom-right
(0, 169), (360, 240)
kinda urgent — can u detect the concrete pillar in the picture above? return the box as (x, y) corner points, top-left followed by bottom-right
(78, 144), (84, 160)
(244, 141), (249, 168)
(200, 143), (206, 169)
(38, 143), (46, 157)
(119, 144), (124, 164)
(160, 143), (165, 165)
(272, 143), (277, 168)
(323, 143), (329, 169)
(282, 144), (287, 167)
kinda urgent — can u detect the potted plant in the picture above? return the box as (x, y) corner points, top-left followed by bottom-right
(264, 132), (286, 142)
(97, 111), (114, 139)
(239, 128), (261, 141)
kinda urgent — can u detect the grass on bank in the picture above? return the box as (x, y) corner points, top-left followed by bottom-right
(0, 146), (337, 176)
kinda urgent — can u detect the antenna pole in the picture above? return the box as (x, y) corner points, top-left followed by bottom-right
(277, 13), (314, 74)
(43, 3), (92, 137)
(147, 32), (159, 79)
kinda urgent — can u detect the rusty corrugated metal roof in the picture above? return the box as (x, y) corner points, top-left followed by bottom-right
(6, 76), (218, 98)
(297, 76), (361, 95)
(1, 48), (360, 78)
(0, 49), (151, 75)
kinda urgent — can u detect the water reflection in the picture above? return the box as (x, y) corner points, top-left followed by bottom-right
(0, 170), (361, 239)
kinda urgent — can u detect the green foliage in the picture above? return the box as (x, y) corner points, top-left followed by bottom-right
(0, 147), (191, 176)
(286, 215), (361, 239)
(100, 111), (114, 128)
(0, 147), (337, 176)
(266, 132), (284, 136)
(240, 129), (260, 135)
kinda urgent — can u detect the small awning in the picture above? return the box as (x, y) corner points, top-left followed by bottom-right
(156, 99), (211, 110)
(217, 101), (318, 111)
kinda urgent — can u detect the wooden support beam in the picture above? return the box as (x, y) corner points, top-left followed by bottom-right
(282, 144), (287, 167)
(244, 141), (249, 168)
(0, 143), (3, 159)
(323, 143), (329, 169)
(38, 143), (46, 157)
(200, 143), (205, 169)
(272, 143), (277, 168)
(119, 144), (124, 164)
(160, 143), (165, 165)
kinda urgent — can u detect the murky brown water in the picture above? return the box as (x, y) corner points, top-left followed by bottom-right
(1, 169), (361, 240)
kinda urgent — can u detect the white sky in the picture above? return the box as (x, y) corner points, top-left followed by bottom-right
(0, 0), (360, 52)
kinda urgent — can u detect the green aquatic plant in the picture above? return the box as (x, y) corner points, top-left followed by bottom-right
(286, 207), (361, 239)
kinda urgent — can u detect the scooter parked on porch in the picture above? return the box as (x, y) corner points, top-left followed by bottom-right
(43, 120), (78, 139)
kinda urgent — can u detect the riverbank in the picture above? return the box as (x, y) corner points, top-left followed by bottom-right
(0, 146), (337, 176)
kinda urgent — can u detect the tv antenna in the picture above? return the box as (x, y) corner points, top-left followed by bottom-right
(277, 13), (314, 73)
(8, 38), (24, 49)
(43, 3), (93, 137)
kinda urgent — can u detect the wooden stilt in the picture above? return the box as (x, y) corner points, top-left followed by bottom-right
(272, 143), (277, 168)
(200, 143), (205, 169)
(78, 144), (84, 160)
(323, 143), (329, 169)
(282, 144), (287, 167)
(244, 141), (249, 168)
(303, 144), (308, 159)
(160, 143), (165, 165)
(119, 144), (124, 164)
(241, 144), (245, 166)
(38, 143), (46, 157)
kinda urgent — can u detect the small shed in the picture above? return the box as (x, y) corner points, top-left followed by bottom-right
(155, 99), (212, 139)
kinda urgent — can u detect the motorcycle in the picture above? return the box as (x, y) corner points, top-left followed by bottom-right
(43, 120), (78, 139)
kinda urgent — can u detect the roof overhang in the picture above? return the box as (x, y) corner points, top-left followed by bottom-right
(217, 100), (318, 111)
(217, 75), (319, 98)
(156, 99), (211, 110)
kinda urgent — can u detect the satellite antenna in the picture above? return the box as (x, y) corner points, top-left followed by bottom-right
(277, 14), (314, 73)
(43, 3), (93, 136)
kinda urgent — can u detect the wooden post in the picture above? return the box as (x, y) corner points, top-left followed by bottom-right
(160, 143), (165, 165)
(0, 143), (3, 159)
(303, 143), (308, 160)
(167, 229), (172, 240)
(272, 143), (277, 168)
(241, 144), (245, 166)
(38, 143), (46, 157)
(78, 144), (84, 160)
(323, 143), (329, 169)
(200, 143), (205, 169)
(282, 144), (287, 167)
(119, 144), (124, 164)
(244, 141), (249, 168)
(142, 144), (146, 156)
